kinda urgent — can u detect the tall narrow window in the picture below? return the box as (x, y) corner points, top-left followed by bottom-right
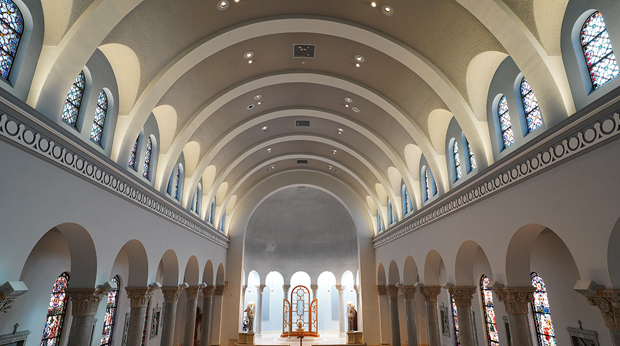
(62, 71), (86, 127)
(520, 78), (542, 133)
(141, 299), (150, 346)
(453, 141), (462, 181)
(531, 272), (556, 346)
(377, 210), (382, 232)
(174, 164), (181, 200)
(387, 198), (393, 224)
(90, 90), (109, 145)
(0, 0), (23, 79)
(466, 139), (476, 172)
(480, 275), (500, 346)
(220, 210), (226, 232)
(209, 198), (216, 224)
(423, 168), (430, 201)
(580, 11), (619, 90)
(143, 136), (152, 179)
(402, 184), (412, 215)
(191, 184), (202, 214)
(100, 275), (120, 346)
(497, 95), (515, 149)
(128, 136), (139, 171)
(451, 294), (461, 346)
(41, 272), (70, 346)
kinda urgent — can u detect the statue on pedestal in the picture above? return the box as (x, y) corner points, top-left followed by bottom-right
(244, 303), (256, 332)
(347, 303), (357, 331)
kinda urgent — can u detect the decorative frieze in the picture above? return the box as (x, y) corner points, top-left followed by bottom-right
(67, 288), (106, 317)
(494, 287), (534, 314)
(448, 287), (477, 307)
(582, 290), (620, 330)
(186, 286), (200, 300)
(0, 330), (30, 344)
(386, 285), (400, 297)
(126, 287), (155, 308)
(161, 286), (183, 304)
(419, 286), (442, 303)
(400, 285), (417, 299)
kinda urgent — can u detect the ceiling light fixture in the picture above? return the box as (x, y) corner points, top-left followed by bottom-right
(345, 104), (349, 108)
(267, 148), (272, 153)
(355, 63), (360, 68)
(257, 101), (262, 105)
(254, 94), (262, 100)
(261, 126), (268, 132)
(337, 128), (343, 135)
(371, 1), (377, 7)
(234, 0), (240, 2)
(329, 165), (333, 170)
(352, 107), (360, 113)
(354, 55), (365, 63)
(271, 165), (275, 169)
(344, 97), (353, 103)
(217, 0), (229, 10)
(244, 51), (254, 59)
(333, 149), (337, 154)
(247, 104), (255, 110)
(248, 60), (253, 64)
(382, 5), (393, 16)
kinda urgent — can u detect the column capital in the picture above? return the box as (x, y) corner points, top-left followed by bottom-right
(494, 287), (535, 314)
(214, 284), (226, 296)
(400, 285), (417, 299)
(161, 286), (183, 303)
(283, 284), (291, 291)
(66, 288), (106, 317)
(581, 289), (620, 330)
(255, 284), (266, 294)
(186, 286), (200, 300)
(335, 285), (345, 294)
(353, 285), (360, 293)
(419, 286), (442, 302)
(310, 284), (319, 291)
(0, 292), (14, 313)
(125, 287), (155, 308)
(202, 285), (216, 298)
(448, 286), (477, 307)
(241, 285), (248, 293)
(386, 285), (400, 297)
(377, 284), (387, 296)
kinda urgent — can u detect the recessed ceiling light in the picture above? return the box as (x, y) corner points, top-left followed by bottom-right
(257, 101), (262, 105)
(382, 5), (393, 16)
(217, 0), (229, 10)
(344, 97), (353, 103)
(352, 107), (360, 113)
(337, 128), (343, 134)
(271, 165), (275, 169)
(254, 94), (262, 100)
(266, 168), (270, 172)
(267, 147), (272, 153)
(248, 60), (253, 64)
(234, 0), (240, 2)
(354, 55), (365, 63)
(261, 126), (268, 132)
(345, 104), (349, 108)
(371, 1), (377, 7)
(332, 149), (337, 154)
(355, 63), (360, 68)
(244, 51), (254, 59)
(328, 165), (333, 170)
(247, 104), (255, 110)
(334, 169), (338, 173)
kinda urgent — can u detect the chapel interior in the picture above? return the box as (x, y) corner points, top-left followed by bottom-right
(1, 1), (620, 346)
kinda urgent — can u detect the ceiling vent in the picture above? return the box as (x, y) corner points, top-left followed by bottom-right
(297, 160), (309, 164)
(294, 44), (316, 59)
(295, 120), (310, 127)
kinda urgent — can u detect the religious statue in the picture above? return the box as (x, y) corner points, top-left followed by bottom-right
(347, 303), (357, 331)
(244, 302), (256, 332)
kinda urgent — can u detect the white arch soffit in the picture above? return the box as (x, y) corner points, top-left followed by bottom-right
(113, 16), (490, 178)
(227, 170), (373, 237)
(181, 107), (420, 211)
(456, 0), (575, 119)
(201, 134), (398, 222)
(27, 0), (143, 107)
(160, 71), (445, 198)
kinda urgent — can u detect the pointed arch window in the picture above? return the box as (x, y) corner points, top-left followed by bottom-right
(497, 95), (515, 149)
(423, 168), (430, 201)
(451, 294), (461, 346)
(377, 210), (382, 232)
(62, 71), (86, 127)
(480, 275), (500, 346)
(453, 140), (462, 181)
(100, 275), (120, 346)
(90, 90), (109, 145)
(466, 139), (476, 172)
(531, 272), (556, 346)
(191, 183), (202, 214)
(143, 136), (152, 180)
(387, 198), (393, 225)
(167, 164), (182, 200)
(580, 11), (619, 90)
(220, 210), (226, 232)
(520, 78), (543, 133)
(0, 0), (23, 79)
(128, 136), (139, 171)
(402, 184), (412, 215)
(209, 197), (216, 224)
(41, 272), (70, 346)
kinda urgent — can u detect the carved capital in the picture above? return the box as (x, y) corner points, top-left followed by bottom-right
(419, 286), (442, 303)
(448, 287), (477, 307)
(214, 285), (226, 296)
(377, 285), (387, 296)
(581, 289), (620, 330)
(310, 285), (319, 292)
(255, 285), (266, 294)
(0, 292), (14, 313)
(241, 285), (248, 294)
(386, 285), (400, 297)
(161, 287), (183, 303)
(202, 285), (216, 298)
(186, 286), (200, 300)
(494, 287), (534, 314)
(335, 285), (345, 294)
(67, 288), (106, 317)
(126, 287), (154, 308)
(282, 285), (291, 294)
(400, 285), (417, 299)
(353, 285), (360, 294)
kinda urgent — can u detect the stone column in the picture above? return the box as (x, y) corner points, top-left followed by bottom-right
(240, 285), (248, 331)
(448, 287), (477, 346)
(125, 287), (155, 346)
(377, 285), (391, 345)
(580, 289), (620, 345)
(494, 287), (535, 346)
(210, 285), (226, 346)
(386, 285), (401, 346)
(353, 285), (361, 312)
(419, 286), (441, 346)
(311, 285), (319, 302)
(283, 285), (291, 300)
(65, 288), (105, 346)
(184, 286), (200, 346)
(160, 286), (183, 346)
(336, 285), (346, 337)
(241, 285), (248, 306)
(201, 286), (215, 346)
(401, 286), (418, 346)
(255, 285), (266, 336)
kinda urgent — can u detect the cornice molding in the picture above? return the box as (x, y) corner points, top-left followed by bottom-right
(0, 330), (30, 344)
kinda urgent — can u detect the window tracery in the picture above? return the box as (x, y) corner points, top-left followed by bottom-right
(531, 272), (556, 346)
(0, 0), (23, 80)
(466, 139), (476, 172)
(62, 71), (86, 127)
(580, 11), (619, 90)
(480, 275), (500, 346)
(497, 95), (515, 149)
(423, 168), (430, 201)
(41, 272), (70, 346)
(128, 136), (139, 171)
(520, 78), (543, 133)
(90, 90), (109, 145)
(143, 137), (152, 179)
(453, 140), (462, 181)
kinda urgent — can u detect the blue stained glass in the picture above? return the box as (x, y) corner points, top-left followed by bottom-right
(497, 96), (514, 149)
(62, 72), (86, 127)
(466, 140), (476, 172)
(531, 272), (556, 346)
(424, 169), (430, 201)
(143, 137), (152, 179)
(480, 275), (500, 346)
(174, 164), (181, 200)
(453, 141), (462, 181)
(100, 276), (120, 346)
(377, 210), (382, 232)
(451, 295), (461, 346)
(581, 12), (619, 90)
(41, 273), (70, 346)
(141, 299), (150, 346)
(90, 90), (108, 145)
(128, 137), (139, 170)
(520, 78), (543, 133)
(0, 0), (22, 79)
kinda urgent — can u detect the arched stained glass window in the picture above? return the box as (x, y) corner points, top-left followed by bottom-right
(451, 294), (461, 346)
(0, 0), (23, 79)
(497, 95), (515, 149)
(41, 272), (70, 346)
(209, 197), (216, 224)
(62, 71), (86, 127)
(466, 139), (476, 172)
(580, 11), (619, 90)
(174, 164), (181, 200)
(143, 136), (152, 180)
(531, 272), (556, 346)
(141, 299), (150, 346)
(90, 90), (109, 145)
(100, 275), (120, 346)
(520, 78), (542, 133)
(453, 140), (462, 181)
(402, 184), (412, 215)
(423, 168), (430, 202)
(191, 184), (202, 214)
(387, 198), (393, 224)
(220, 210), (226, 232)
(377, 210), (382, 232)
(128, 136), (139, 171)
(480, 275), (500, 346)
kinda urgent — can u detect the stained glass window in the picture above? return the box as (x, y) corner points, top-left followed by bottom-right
(191, 184), (201, 214)
(41, 272), (70, 346)
(466, 140), (476, 172)
(451, 294), (461, 346)
(209, 197), (216, 224)
(580, 11), (619, 90)
(377, 210), (382, 232)
(100, 276), (120, 346)
(174, 164), (181, 200)
(128, 136), (139, 171)
(497, 95), (515, 149)
(90, 90), (109, 145)
(453, 141), (462, 181)
(480, 275), (500, 346)
(141, 299), (150, 346)
(402, 185), (412, 215)
(0, 0), (23, 79)
(388, 198), (393, 224)
(531, 272), (556, 346)
(143, 136), (152, 180)
(220, 210), (226, 232)
(423, 168), (430, 201)
(520, 78), (543, 133)
(62, 71), (86, 127)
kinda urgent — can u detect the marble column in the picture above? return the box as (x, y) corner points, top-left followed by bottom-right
(210, 285), (226, 346)
(66, 288), (105, 346)
(401, 286), (418, 346)
(241, 285), (248, 306)
(184, 286), (200, 346)
(336, 285), (346, 337)
(125, 287), (155, 346)
(386, 285), (401, 346)
(419, 286), (441, 346)
(256, 285), (266, 336)
(494, 287), (535, 346)
(377, 285), (391, 345)
(283, 285), (291, 300)
(353, 285), (361, 312)
(448, 287), (477, 346)
(240, 285), (248, 331)
(201, 285), (215, 346)
(160, 286), (183, 346)
(311, 285), (319, 302)
(580, 289), (620, 345)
